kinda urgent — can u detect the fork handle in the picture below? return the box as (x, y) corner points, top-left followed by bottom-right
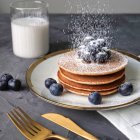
(47, 134), (68, 140)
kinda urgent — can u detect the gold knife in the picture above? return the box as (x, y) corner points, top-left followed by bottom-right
(42, 113), (99, 140)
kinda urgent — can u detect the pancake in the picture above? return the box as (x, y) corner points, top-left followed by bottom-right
(59, 68), (125, 85)
(58, 70), (125, 91)
(58, 50), (128, 76)
(60, 82), (118, 96)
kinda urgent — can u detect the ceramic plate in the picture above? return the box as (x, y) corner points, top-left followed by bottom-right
(26, 50), (140, 110)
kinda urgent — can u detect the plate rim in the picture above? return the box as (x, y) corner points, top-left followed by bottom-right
(26, 49), (140, 110)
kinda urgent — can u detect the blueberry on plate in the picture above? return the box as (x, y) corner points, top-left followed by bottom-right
(8, 79), (21, 91)
(0, 80), (8, 90)
(0, 74), (13, 83)
(118, 82), (133, 96)
(88, 92), (102, 105)
(45, 78), (57, 88)
(49, 83), (63, 96)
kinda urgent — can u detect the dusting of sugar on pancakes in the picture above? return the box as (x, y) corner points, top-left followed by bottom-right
(58, 50), (128, 75)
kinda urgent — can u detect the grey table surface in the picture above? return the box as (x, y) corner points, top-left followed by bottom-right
(0, 14), (140, 140)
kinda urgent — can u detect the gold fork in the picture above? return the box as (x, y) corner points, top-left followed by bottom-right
(7, 107), (68, 140)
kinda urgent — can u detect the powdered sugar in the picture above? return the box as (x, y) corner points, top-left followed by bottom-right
(63, 1), (114, 49)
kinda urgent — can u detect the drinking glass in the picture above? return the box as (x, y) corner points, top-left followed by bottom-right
(10, 0), (49, 58)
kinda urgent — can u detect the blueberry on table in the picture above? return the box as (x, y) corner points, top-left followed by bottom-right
(0, 80), (8, 90)
(88, 92), (102, 105)
(0, 74), (13, 83)
(118, 82), (133, 96)
(45, 78), (57, 88)
(8, 79), (21, 91)
(49, 83), (63, 96)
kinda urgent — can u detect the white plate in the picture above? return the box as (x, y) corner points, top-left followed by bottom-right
(26, 50), (140, 110)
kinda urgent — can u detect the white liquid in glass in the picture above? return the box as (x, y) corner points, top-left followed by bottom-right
(11, 17), (49, 58)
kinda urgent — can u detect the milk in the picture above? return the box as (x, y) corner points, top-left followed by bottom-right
(11, 17), (49, 58)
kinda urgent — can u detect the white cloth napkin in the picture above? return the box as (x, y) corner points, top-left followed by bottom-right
(98, 103), (140, 140)
(98, 55), (140, 140)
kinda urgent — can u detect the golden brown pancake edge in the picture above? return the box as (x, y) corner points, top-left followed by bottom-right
(59, 68), (125, 85)
(58, 70), (125, 92)
(60, 81), (118, 96)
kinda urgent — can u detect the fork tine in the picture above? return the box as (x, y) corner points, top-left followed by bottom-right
(17, 107), (41, 130)
(14, 108), (39, 133)
(7, 113), (33, 139)
(10, 110), (37, 136)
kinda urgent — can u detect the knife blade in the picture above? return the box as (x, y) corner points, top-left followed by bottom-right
(41, 113), (99, 140)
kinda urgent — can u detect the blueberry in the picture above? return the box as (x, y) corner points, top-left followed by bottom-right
(8, 79), (21, 91)
(102, 47), (111, 59)
(96, 38), (105, 45)
(45, 78), (57, 88)
(90, 53), (96, 62)
(96, 51), (109, 63)
(49, 83), (63, 96)
(118, 82), (133, 96)
(88, 40), (96, 46)
(0, 74), (13, 83)
(88, 92), (102, 105)
(99, 41), (106, 48)
(0, 80), (8, 90)
(87, 45), (97, 55)
(95, 39), (107, 51)
(83, 36), (94, 45)
(78, 37), (111, 64)
(77, 48), (91, 63)
(82, 54), (91, 63)
(106, 51), (111, 59)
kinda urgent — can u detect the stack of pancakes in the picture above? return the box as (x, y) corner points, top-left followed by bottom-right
(58, 50), (128, 96)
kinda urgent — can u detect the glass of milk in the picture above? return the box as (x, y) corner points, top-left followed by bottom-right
(10, 0), (49, 58)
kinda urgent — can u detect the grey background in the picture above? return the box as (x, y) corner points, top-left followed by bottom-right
(0, 0), (140, 14)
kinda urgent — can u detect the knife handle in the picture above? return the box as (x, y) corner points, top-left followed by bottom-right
(47, 134), (68, 140)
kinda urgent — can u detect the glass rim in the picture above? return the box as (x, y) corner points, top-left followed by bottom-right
(10, 0), (48, 10)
